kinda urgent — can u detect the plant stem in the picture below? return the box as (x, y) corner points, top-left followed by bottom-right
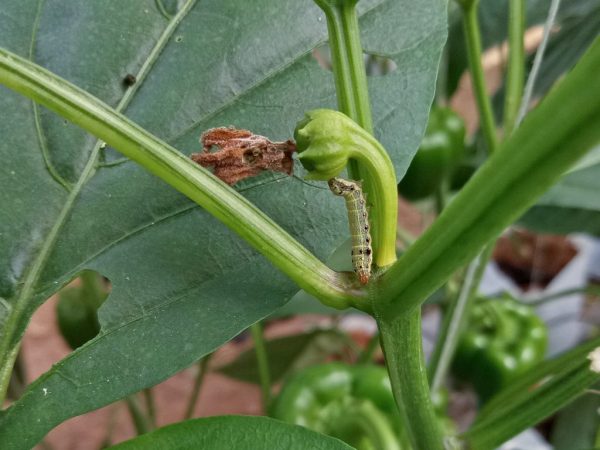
(428, 245), (493, 392)
(315, 0), (373, 133)
(378, 311), (445, 450)
(357, 332), (380, 364)
(183, 354), (212, 420)
(142, 388), (156, 429)
(461, 0), (499, 154)
(0, 47), (367, 313)
(503, 0), (525, 136)
(250, 322), (271, 411)
(313, 0), (397, 269)
(125, 396), (150, 436)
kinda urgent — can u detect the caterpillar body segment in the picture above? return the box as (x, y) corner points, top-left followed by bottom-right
(328, 177), (372, 285)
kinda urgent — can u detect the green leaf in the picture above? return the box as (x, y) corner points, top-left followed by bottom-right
(462, 337), (600, 450)
(109, 415), (355, 450)
(520, 156), (600, 236)
(0, 0), (446, 446)
(218, 329), (349, 385)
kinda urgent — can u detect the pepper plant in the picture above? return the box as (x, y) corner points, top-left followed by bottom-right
(0, 0), (599, 449)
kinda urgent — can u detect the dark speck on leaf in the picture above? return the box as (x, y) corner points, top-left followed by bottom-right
(123, 74), (136, 86)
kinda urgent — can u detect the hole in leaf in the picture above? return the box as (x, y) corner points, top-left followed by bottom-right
(312, 45), (397, 76)
(55, 270), (111, 351)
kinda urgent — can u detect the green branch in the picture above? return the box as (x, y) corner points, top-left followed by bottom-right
(0, 47), (367, 312)
(314, 0), (373, 135)
(503, 0), (525, 135)
(460, 0), (499, 153)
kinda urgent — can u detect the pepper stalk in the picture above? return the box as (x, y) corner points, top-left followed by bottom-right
(311, 0), (397, 271)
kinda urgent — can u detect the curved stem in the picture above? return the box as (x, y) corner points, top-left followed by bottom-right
(250, 322), (271, 411)
(503, 0), (525, 136)
(312, 0), (397, 270)
(295, 109), (398, 268)
(461, 0), (499, 154)
(0, 47), (367, 313)
(377, 311), (445, 450)
(352, 139), (398, 267)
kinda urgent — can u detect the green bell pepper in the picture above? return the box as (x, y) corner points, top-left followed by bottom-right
(398, 106), (466, 201)
(272, 362), (455, 450)
(452, 295), (548, 402)
(271, 362), (406, 450)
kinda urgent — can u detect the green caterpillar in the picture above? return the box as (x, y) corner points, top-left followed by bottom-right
(328, 177), (372, 284)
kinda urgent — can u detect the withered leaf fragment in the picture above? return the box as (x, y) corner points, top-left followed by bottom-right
(191, 127), (295, 185)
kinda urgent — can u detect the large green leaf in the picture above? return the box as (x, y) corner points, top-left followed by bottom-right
(109, 415), (355, 450)
(0, 0), (446, 447)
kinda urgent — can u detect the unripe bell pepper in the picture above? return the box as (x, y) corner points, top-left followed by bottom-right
(271, 363), (405, 450)
(272, 362), (455, 449)
(452, 295), (548, 402)
(398, 106), (466, 200)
